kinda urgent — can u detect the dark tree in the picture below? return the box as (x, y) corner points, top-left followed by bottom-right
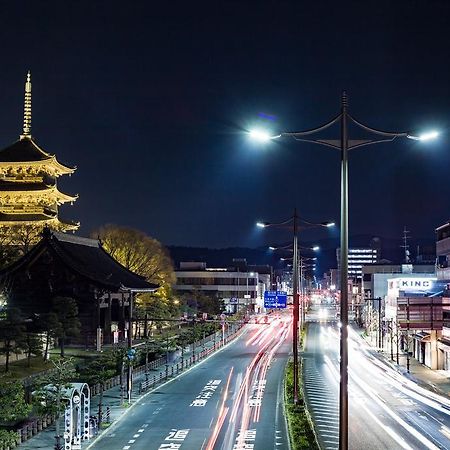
(0, 308), (26, 373)
(33, 358), (76, 443)
(36, 312), (62, 361)
(52, 297), (81, 357)
(22, 331), (43, 367)
(0, 378), (31, 423)
(79, 353), (116, 426)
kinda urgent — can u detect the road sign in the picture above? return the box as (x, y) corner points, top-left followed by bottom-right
(264, 291), (287, 309)
(229, 297), (239, 304)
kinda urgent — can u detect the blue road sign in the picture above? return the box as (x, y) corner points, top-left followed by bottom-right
(264, 291), (287, 309)
(229, 298), (239, 304)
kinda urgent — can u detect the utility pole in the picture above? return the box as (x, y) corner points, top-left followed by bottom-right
(401, 226), (411, 263)
(292, 209), (300, 405)
(406, 297), (410, 373)
(127, 292), (134, 404)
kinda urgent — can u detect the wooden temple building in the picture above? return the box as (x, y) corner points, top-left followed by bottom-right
(0, 73), (78, 245)
(0, 229), (158, 348)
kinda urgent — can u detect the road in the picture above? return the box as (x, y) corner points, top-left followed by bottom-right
(91, 315), (291, 450)
(303, 305), (450, 450)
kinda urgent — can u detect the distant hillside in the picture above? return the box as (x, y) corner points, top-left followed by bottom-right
(168, 234), (436, 276)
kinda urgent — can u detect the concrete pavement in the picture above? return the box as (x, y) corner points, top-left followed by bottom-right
(359, 326), (450, 401)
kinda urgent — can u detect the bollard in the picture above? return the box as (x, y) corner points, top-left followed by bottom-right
(54, 434), (63, 450)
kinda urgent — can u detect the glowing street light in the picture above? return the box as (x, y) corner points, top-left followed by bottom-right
(407, 130), (439, 141)
(257, 210), (333, 405)
(248, 129), (273, 142)
(249, 93), (439, 450)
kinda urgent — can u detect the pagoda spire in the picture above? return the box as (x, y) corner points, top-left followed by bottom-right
(20, 71), (32, 140)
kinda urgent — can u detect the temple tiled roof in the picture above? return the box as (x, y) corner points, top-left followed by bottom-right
(0, 137), (52, 162)
(0, 182), (54, 191)
(0, 229), (158, 292)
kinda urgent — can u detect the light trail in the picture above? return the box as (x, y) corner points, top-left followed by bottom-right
(323, 324), (448, 449)
(207, 318), (290, 449)
(205, 367), (234, 450)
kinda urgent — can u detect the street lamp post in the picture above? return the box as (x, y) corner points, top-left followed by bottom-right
(258, 212), (332, 405)
(299, 256), (317, 323)
(281, 254), (317, 326)
(250, 93), (438, 450)
(292, 211), (300, 404)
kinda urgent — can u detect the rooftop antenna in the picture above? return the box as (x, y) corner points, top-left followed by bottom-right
(400, 226), (411, 263)
(20, 71), (32, 140)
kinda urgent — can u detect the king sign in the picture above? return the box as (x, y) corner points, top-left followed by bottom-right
(389, 278), (435, 291)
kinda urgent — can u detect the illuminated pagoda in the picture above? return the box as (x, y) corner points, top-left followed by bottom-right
(0, 72), (78, 243)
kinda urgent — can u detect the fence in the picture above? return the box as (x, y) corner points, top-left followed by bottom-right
(13, 324), (243, 448)
(139, 325), (242, 394)
(14, 414), (56, 446)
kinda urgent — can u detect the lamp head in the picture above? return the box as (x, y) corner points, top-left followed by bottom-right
(256, 221), (268, 228)
(407, 130), (439, 141)
(249, 129), (272, 142)
(312, 245), (320, 251)
(325, 222), (335, 228)
(269, 246), (276, 251)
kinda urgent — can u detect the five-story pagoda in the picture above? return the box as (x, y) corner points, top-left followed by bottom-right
(0, 73), (78, 246)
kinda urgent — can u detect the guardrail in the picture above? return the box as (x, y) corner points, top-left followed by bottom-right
(13, 324), (243, 448)
(15, 414), (56, 446)
(138, 325), (242, 394)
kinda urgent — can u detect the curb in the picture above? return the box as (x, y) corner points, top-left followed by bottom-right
(356, 325), (450, 401)
(85, 326), (245, 449)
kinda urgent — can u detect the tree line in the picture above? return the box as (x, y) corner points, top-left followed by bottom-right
(0, 223), (227, 447)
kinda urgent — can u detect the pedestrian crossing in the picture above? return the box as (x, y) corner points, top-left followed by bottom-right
(302, 356), (339, 450)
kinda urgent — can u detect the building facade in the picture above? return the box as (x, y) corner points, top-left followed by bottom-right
(436, 221), (450, 370)
(337, 247), (379, 281)
(0, 229), (157, 348)
(174, 261), (272, 313)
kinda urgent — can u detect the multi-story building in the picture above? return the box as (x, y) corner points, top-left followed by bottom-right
(362, 263), (436, 300)
(436, 220), (450, 370)
(337, 247), (379, 281)
(174, 260), (272, 313)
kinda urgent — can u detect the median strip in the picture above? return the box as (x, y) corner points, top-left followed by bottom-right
(284, 359), (318, 450)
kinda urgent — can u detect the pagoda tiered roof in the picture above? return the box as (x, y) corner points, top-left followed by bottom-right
(0, 72), (79, 232)
(0, 214), (79, 232)
(0, 137), (75, 176)
(0, 182), (78, 205)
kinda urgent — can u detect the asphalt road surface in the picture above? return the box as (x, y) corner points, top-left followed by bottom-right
(91, 316), (291, 450)
(303, 305), (450, 450)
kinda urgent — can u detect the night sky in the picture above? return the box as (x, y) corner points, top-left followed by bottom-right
(0, 1), (448, 252)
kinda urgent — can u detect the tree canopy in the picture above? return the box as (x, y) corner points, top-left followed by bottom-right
(92, 225), (176, 304)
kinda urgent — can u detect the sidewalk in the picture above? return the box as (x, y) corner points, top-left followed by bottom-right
(18, 326), (242, 450)
(355, 325), (450, 399)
